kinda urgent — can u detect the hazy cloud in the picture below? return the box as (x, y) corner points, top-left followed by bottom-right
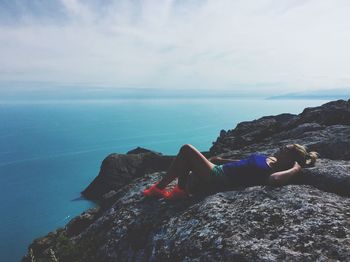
(0, 0), (350, 93)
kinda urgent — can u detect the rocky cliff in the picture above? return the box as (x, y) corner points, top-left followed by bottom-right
(23, 99), (350, 261)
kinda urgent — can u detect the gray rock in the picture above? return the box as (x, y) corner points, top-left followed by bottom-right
(81, 151), (175, 200)
(210, 99), (350, 156)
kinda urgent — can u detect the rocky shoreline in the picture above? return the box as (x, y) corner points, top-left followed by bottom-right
(23, 99), (350, 261)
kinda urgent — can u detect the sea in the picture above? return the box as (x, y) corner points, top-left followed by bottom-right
(0, 96), (331, 261)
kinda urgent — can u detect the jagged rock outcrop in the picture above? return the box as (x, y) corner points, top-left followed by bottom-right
(210, 99), (350, 155)
(81, 149), (174, 200)
(81, 147), (211, 201)
(23, 99), (350, 262)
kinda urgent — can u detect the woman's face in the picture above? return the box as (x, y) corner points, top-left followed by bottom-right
(278, 144), (294, 154)
(274, 144), (295, 168)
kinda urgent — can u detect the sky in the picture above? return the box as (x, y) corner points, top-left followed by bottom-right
(0, 0), (350, 94)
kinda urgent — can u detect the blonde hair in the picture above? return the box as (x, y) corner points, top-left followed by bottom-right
(292, 144), (319, 167)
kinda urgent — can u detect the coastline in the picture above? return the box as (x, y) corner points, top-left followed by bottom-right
(22, 99), (350, 261)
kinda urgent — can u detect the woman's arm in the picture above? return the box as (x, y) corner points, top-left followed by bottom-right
(208, 156), (240, 165)
(267, 162), (301, 187)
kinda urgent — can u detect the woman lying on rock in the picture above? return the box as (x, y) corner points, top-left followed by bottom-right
(143, 143), (318, 200)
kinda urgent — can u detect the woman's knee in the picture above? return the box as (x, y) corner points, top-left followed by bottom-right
(179, 144), (194, 155)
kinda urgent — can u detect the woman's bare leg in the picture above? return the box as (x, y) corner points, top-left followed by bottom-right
(156, 144), (215, 189)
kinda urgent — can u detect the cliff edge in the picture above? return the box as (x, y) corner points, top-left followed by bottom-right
(23, 99), (350, 261)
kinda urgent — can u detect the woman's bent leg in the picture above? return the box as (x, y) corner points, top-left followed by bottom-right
(157, 144), (215, 190)
(177, 172), (189, 190)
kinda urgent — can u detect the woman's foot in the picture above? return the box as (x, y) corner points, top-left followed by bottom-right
(143, 182), (170, 198)
(165, 184), (190, 200)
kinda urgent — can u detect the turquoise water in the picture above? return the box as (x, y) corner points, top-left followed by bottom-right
(0, 98), (330, 261)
